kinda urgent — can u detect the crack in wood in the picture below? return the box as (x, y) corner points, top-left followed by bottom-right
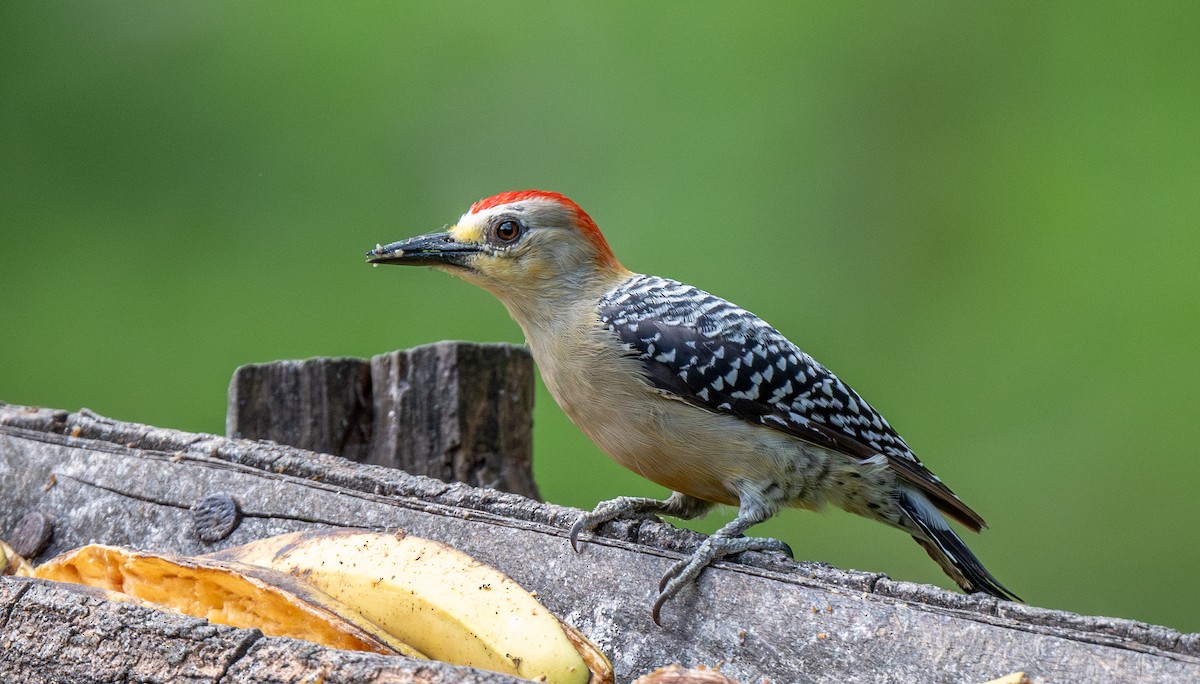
(0, 579), (33, 632)
(54, 473), (375, 529)
(214, 631), (264, 684)
(55, 473), (197, 510)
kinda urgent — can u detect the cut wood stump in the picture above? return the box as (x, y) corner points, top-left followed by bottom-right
(227, 342), (538, 500)
(2, 401), (1198, 683)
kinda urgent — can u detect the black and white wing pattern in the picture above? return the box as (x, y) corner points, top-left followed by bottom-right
(598, 274), (984, 530)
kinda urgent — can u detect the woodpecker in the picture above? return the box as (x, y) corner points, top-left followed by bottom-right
(368, 190), (1019, 623)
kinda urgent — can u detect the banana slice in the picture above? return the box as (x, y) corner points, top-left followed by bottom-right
(210, 528), (610, 684)
(33, 544), (425, 658)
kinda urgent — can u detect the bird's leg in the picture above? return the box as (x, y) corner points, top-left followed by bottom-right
(652, 495), (791, 625)
(569, 491), (713, 552)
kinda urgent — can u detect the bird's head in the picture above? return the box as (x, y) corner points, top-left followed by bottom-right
(368, 191), (630, 308)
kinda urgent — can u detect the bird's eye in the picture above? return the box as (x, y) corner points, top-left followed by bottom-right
(493, 219), (523, 244)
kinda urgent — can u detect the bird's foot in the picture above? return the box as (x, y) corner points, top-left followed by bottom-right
(652, 534), (793, 625)
(569, 497), (666, 552)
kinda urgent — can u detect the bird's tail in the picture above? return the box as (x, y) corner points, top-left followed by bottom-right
(897, 488), (1021, 602)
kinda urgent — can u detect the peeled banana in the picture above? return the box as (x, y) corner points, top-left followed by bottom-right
(33, 544), (425, 658)
(209, 527), (608, 684)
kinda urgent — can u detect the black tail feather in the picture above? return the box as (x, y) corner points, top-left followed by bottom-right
(899, 490), (1022, 603)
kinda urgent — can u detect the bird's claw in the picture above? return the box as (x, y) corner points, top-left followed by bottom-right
(653, 549), (714, 625)
(650, 534), (793, 625)
(567, 507), (623, 553)
(779, 540), (795, 559)
(751, 537), (793, 559)
(569, 499), (669, 553)
(651, 590), (671, 626)
(568, 517), (591, 553)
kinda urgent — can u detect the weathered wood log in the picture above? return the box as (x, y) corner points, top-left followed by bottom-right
(2, 403), (1198, 683)
(227, 342), (538, 500)
(0, 576), (528, 684)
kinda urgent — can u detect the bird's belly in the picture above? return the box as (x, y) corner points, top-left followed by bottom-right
(583, 409), (748, 506)
(552, 368), (830, 506)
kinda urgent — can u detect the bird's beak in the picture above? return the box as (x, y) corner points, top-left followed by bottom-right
(366, 231), (482, 269)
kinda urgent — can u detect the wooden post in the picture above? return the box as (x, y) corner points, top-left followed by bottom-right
(367, 343), (536, 499)
(226, 357), (373, 462)
(226, 342), (538, 500)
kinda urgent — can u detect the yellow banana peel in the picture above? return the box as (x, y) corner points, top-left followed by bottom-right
(209, 527), (611, 684)
(33, 543), (425, 658)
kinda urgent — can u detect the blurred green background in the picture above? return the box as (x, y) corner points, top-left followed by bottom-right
(2, 2), (1197, 631)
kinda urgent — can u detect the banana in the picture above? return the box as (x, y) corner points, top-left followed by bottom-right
(209, 527), (608, 684)
(33, 543), (425, 658)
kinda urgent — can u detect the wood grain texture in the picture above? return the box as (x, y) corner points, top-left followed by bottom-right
(227, 356), (373, 462)
(367, 343), (536, 499)
(1, 403), (1198, 683)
